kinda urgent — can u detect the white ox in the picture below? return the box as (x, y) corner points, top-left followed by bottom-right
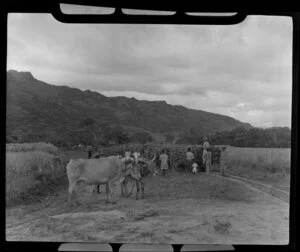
(66, 156), (140, 205)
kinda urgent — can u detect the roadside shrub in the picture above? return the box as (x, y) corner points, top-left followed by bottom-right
(6, 150), (66, 206)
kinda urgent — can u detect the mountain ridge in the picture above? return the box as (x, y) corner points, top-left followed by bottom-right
(6, 70), (253, 144)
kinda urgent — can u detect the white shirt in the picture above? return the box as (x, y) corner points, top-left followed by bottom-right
(186, 151), (194, 161)
(192, 163), (198, 173)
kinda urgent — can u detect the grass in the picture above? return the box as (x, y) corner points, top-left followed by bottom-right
(6, 142), (59, 155)
(6, 144), (66, 206)
(226, 146), (290, 184)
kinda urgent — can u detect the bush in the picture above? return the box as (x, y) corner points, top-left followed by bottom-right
(129, 132), (153, 144)
(6, 142), (59, 155)
(6, 150), (66, 206)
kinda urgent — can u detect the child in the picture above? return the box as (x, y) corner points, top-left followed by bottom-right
(192, 162), (198, 174)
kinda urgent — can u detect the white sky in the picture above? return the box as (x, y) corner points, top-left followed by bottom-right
(7, 13), (293, 128)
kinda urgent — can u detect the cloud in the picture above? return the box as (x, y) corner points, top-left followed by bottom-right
(7, 14), (293, 127)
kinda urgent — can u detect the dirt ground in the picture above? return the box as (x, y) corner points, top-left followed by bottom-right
(6, 170), (289, 244)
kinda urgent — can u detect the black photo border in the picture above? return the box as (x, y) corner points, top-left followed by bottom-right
(2, 1), (299, 252)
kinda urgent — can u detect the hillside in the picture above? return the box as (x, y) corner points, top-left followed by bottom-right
(6, 70), (252, 145)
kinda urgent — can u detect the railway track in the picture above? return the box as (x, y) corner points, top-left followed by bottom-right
(211, 173), (290, 204)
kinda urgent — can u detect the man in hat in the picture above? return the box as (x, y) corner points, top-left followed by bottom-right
(202, 137), (211, 174)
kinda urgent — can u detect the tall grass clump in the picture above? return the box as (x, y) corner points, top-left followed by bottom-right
(227, 146), (291, 175)
(6, 142), (59, 155)
(6, 150), (66, 206)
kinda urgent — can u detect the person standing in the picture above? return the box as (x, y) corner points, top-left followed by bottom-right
(202, 137), (211, 174)
(186, 148), (195, 173)
(159, 149), (169, 176)
(86, 146), (93, 159)
(220, 146), (228, 176)
(153, 151), (160, 176)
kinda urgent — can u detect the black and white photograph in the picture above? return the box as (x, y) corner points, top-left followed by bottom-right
(6, 8), (291, 245)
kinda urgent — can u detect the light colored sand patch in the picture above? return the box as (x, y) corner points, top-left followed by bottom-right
(50, 210), (126, 220)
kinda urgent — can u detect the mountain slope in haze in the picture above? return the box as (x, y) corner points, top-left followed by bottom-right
(6, 70), (252, 144)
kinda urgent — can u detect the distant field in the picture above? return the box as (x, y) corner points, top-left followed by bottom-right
(225, 146), (290, 186)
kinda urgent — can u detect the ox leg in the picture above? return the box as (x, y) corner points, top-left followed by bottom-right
(68, 181), (78, 206)
(105, 183), (109, 203)
(121, 180), (124, 197)
(135, 180), (140, 200)
(141, 179), (145, 199)
(120, 177), (127, 197)
(109, 182), (117, 204)
(125, 176), (130, 196)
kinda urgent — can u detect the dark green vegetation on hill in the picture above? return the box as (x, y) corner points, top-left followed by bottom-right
(208, 126), (291, 148)
(6, 70), (290, 148)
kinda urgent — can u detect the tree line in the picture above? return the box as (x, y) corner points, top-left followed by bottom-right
(6, 117), (291, 149)
(206, 126), (291, 148)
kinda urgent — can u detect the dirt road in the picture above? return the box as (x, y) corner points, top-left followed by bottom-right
(6, 171), (289, 244)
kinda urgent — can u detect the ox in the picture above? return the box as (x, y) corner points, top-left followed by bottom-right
(66, 156), (140, 205)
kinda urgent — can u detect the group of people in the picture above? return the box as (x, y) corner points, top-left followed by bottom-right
(124, 149), (169, 177)
(84, 136), (228, 177)
(185, 137), (210, 175)
(185, 137), (228, 176)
